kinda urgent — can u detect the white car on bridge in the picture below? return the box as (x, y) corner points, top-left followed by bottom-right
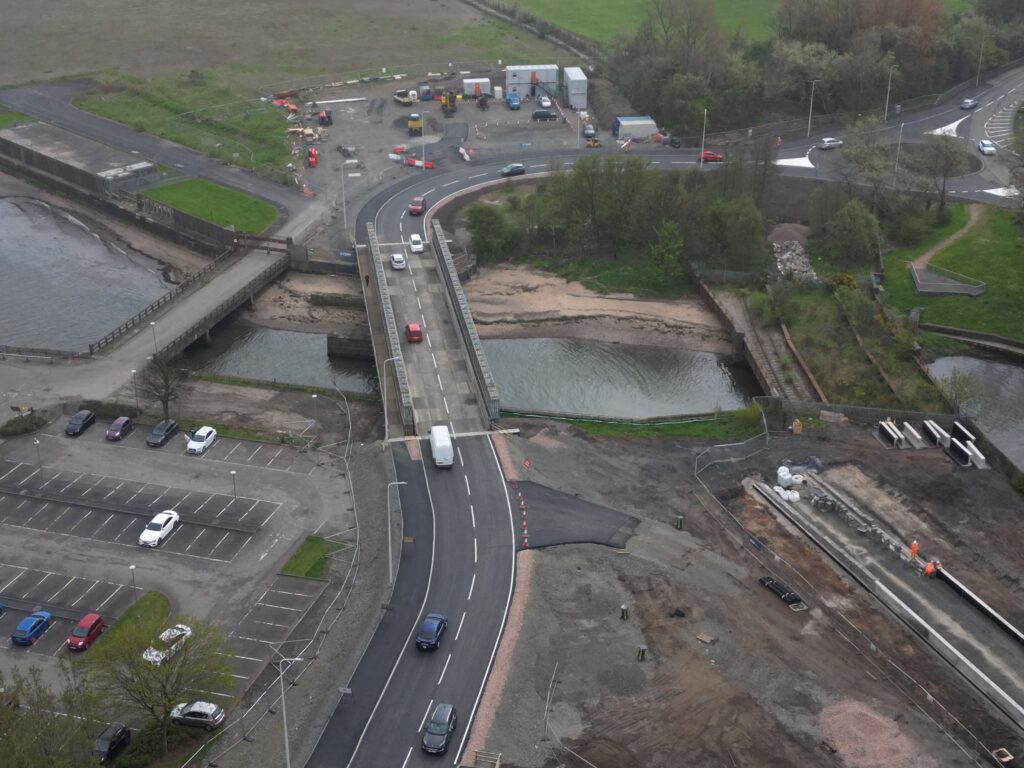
(409, 234), (425, 253)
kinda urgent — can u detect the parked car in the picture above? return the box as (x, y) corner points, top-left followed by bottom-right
(415, 612), (448, 650)
(500, 163), (526, 177)
(538, 95), (552, 109)
(105, 416), (134, 441)
(95, 722), (130, 764)
(408, 196), (427, 215)
(816, 137), (844, 150)
(406, 323), (423, 343)
(170, 701), (226, 730)
(978, 139), (997, 156)
(64, 409), (96, 437)
(147, 418), (179, 447)
(143, 624), (192, 665)
(68, 612), (106, 651)
(532, 109), (556, 121)
(759, 575), (803, 605)
(11, 611), (54, 646)
(139, 510), (179, 547)
(390, 252), (407, 270)
(186, 426), (217, 455)
(421, 703), (457, 754)
(699, 149), (724, 162)
(409, 234), (425, 253)
(583, 124), (596, 139)
(960, 98), (979, 110)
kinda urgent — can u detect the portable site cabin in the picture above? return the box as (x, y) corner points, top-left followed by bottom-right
(504, 64), (558, 100)
(462, 78), (492, 97)
(563, 66), (588, 110)
(613, 115), (658, 141)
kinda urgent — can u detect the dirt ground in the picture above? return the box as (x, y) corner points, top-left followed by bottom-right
(468, 419), (1024, 768)
(242, 271), (370, 340)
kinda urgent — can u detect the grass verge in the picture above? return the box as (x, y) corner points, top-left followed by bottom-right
(281, 536), (347, 579)
(530, 254), (692, 299)
(883, 207), (1024, 340)
(144, 179), (277, 234)
(193, 372), (379, 401)
(518, 405), (765, 441)
(0, 110), (33, 129)
(0, 412), (48, 436)
(105, 591), (171, 640)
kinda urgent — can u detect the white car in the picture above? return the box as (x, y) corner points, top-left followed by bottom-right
(539, 95), (552, 108)
(817, 137), (843, 150)
(409, 234), (425, 253)
(171, 701), (226, 730)
(139, 510), (179, 547)
(978, 139), (996, 156)
(143, 624), (192, 665)
(186, 426), (217, 455)
(390, 252), (407, 270)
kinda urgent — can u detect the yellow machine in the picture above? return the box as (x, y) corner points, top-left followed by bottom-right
(408, 113), (423, 137)
(440, 90), (457, 116)
(586, 138), (602, 148)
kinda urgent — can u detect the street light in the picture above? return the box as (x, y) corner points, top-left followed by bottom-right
(33, 438), (41, 466)
(129, 564), (137, 592)
(271, 651), (306, 768)
(311, 394), (318, 427)
(893, 121), (905, 190)
(386, 481), (407, 586)
(381, 356), (401, 446)
(976, 36), (988, 88)
(807, 79), (821, 138)
(131, 369), (140, 415)
(230, 470), (237, 505)
(884, 64), (898, 122)
(698, 107), (707, 168)
(149, 322), (158, 355)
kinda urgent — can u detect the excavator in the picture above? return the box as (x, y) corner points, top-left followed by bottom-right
(408, 113), (423, 137)
(440, 90), (457, 116)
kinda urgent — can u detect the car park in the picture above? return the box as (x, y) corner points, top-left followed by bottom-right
(408, 196), (426, 215)
(390, 252), (407, 270)
(699, 149), (724, 162)
(64, 409), (96, 437)
(539, 95), (552, 108)
(421, 703), (457, 754)
(406, 323), (423, 343)
(170, 701), (226, 730)
(816, 137), (843, 150)
(415, 612), (448, 650)
(95, 722), (130, 764)
(978, 139), (996, 156)
(500, 163), (526, 177)
(11, 611), (54, 646)
(147, 418), (179, 447)
(67, 613), (106, 651)
(105, 416), (134, 441)
(409, 234), (425, 253)
(143, 623), (192, 665)
(960, 98), (978, 109)
(139, 509), (179, 547)
(186, 426), (217, 455)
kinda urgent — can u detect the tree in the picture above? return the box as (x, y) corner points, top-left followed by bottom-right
(837, 115), (895, 213)
(824, 199), (880, 268)
(87, 617), (232, 756)
(912, 135), (969, 212)
(465, 204), (521, 263)
(139, 358), (189, 421)
(939, 367), (980, 415)
(649, 219), (686, 283)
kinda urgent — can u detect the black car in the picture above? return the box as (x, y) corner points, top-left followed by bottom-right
(96, 722), (130, 764)
(415, 612), (448, 650)
(759, 576), (802, 605)
(500, 163), (525, 178)
(65, 410), (96, 437)
(532, 109), (556, 121)
(421, 703), (457, 754)
(105, 416), (134, 441)
(147, 419), (180, 447)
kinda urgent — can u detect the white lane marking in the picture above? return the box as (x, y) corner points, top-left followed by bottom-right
(455, 612), (466, 641)
(48, 577), (75, 602)
(227, 653), (262, 662)
(59, 473), (84, 493)
(184, 529), (206, 552)
(39, 471), (62, 489)
(469, 504), (475, 528)
(416, 296), (422, 310)
(4, 570), (28, 592)
(210, 531), (232, 555)
(473, 538), (477, 564)
(437, 653), (453, 685)
(15, 499), (27, 510)
(399, 222), (404, 234)
(457, 447), (464, 467)
(239, 499), (260, 521)
(442, 180), (459, 187)
(464, 476), (471, 496)
(67, 509), (93, 533)
(443, 396), (450, 415)
(23, 502), (51, 527)
(419, 699), (434, 731)
(257, 602), (303, 612)
(17, 468), (41, 486)
(81, 476), (105, 496)
(225, 442), (243, 459)
(412, 278), (418, 291)
(468, 173), (486, 179)
(467, 573), (475, 601)
(96, 585), (122, 610)
(70, 582), (96, 607)
(194, 494), (214, 514)
(267, 447), (284, 466)
(426, 332), (432, 348)
(125, 484), (148, 504)
(528, 163), (545, 168)
(437, 373), (444, 391)
(0, 463), (24, 482)
(148, 488), (168, 507)
(45, 506), (70, 530)
(431, 353), (438, 369)
(247, 445), (263, 462)
(401, 747), (413, 768)
(103, 481), (124, 500)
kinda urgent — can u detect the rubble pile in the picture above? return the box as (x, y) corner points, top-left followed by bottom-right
(773, 240), (819, 284)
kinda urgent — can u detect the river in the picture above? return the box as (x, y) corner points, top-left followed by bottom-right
(0, 197), (172, 350)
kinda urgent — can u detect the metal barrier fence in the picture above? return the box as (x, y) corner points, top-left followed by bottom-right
(907, 262), (986, 297)
(0, 345), (87, 361)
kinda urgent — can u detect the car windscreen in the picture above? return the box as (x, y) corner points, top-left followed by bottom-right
(146, 522), (163, 531)
(11, 628), (29, 637)
(72, 625), (90, 637)
(427, 719), (448, 735)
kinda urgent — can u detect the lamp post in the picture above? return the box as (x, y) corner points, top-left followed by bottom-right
(698, 107), (707, 168)
(807, 79), (820, 138)
(893, 121), (905, 190)
(33, 438), (41, 466)
(381, 356), (400, 445)
(386, 481), (407, 586)
(311, 394), (319, 427)
(976, 36), (987, 87)
(129, 564), (138, 625)
(230, 470), (237, 505)
(149, 322), (158, 356)
(884, 64), (898, 122)
(131, 369), (140, 415)
(271, 653), (306, 768)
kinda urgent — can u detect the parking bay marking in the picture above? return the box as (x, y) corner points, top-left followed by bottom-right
(70, 582), (97, 607)
(67, 509), (93, 533)
(45, 506), (71, 531)
(0, 462), (25, 483)
(39, 471), (63, 489)
(96, 585), (122, 611)
(48, 576), (76, 602)
(17, 468), (41, 487)
(103, 481), (124, 499)
(58, 473), (84, 493)
(22, 502), (51, 527)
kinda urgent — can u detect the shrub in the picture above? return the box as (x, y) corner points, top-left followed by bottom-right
(747, 291), (776, 325)
(0, 412), (47, 436)
(78, 399), (139, 419)
(732, 402), (764, 433)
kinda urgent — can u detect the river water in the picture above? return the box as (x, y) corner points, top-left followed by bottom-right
(929, 355), (1024, 468)
(0, 198), (171, 350)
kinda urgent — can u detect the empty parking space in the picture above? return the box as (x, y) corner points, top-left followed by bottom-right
(0, 460), (280, 563)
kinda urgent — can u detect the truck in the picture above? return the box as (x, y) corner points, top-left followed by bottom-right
(506, 91), (520, 110)
(393, 89), (416, 106)
(429, 425), (454, 468)
(408, 113), (423, 137)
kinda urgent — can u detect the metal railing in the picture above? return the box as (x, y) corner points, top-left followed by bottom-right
(0, 345), (87, 361)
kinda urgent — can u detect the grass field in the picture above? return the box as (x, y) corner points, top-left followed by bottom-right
(281, 536), (347, 579)
(0, 110), (32, 129)
(883, 207), (1024, 341)
(104, 591), (171, 640)
(144, 179), (278, 233)
(514, 0), (971, 42)
(556, 404), (765, 440)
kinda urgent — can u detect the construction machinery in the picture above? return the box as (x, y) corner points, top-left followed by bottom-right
(440, 90), (457, 116)
(408, 113), (423, 137)
(393, 89), (415, 106)
(318, 109), (333, 126)
(477, 94), (490, 110)
(585, 137), (602, 148)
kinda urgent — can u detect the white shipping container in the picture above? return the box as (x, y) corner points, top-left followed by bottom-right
(563, 66), (588, 110)
(494, 85), (503, 101)
(462, 78), (492, 97)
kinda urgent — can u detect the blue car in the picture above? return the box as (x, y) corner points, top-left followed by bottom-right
(415, 612), (448, 650)
(11, 611), (54, 646)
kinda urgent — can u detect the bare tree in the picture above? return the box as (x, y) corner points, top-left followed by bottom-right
(913, 135), (969, 212)
(835, 115), (893, 214)
(138, 358), (189, 421)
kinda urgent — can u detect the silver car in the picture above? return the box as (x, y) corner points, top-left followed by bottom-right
(170, 701), (225, 730)
(817, 137), (843, 150)
(978, 139), (996, 156)
(143, 624), (192, 665)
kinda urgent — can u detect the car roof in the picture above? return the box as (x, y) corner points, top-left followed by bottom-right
(73, 410), (93, 418)
(407, 322), (421, 331)
(432, 703), (453, 719)
(77, 612), (101, 626)
(152, 510), (175, 521)
(183, 701), (219, 714)
(99, 722), (126, 737)
(112, 416), (130, 424)
(194, 426), (213, 436)
(156, 419), (175, 427)
(412, 196), (424, 201)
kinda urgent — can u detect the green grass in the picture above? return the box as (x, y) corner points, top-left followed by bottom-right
(144, 179), (277, 234)
(281, 536), (347, 579)
(104, 591), (170, 640)
(193, 372), (379, 401)
(0, 110), (32, 129)
(531, 254), (692, 298)
(883, 207), (1024, 341)
(0, 412), (47, 436)
(524, 405), (765, 440)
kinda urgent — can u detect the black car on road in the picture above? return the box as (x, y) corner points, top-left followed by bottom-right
(96, 722), (130, 764)
(500, 163), (525, 177)
(147, 419), (180, 447)
(65, 409), (96, 437)
(421, 703), (457, 754)
(415, 613), (448, 650)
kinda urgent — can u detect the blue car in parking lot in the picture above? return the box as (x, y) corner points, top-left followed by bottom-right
(11, 611), (55, 646)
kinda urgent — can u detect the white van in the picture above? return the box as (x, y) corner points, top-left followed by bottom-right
(429, 425), (454, 468)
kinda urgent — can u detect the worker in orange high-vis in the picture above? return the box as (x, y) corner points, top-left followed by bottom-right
(910, 540), (919, 558)
(923, 562), (935, 577)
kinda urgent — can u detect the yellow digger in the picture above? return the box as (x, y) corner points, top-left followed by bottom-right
(585, 137), (602, 148)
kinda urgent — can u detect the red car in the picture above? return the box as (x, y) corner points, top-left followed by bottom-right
(406, 323), (423, 343)
(105, 416), (134, 441)
(307, 147), (319, 168)
(68, 613), (106, 651)
(699, 149), (724, 162)
(408, 196), (426, 215)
